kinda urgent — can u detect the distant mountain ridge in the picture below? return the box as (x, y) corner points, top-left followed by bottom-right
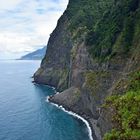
(20, 46), (46, 60)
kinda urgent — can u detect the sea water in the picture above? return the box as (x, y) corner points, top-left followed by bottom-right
(0, 60), (90, 140)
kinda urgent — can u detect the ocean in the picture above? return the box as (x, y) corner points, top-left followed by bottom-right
(0, 60), (90, 140)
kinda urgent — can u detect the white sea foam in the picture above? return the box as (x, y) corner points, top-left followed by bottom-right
(56, 92), (60, 94)
(52, 87), (56, 90)
(46, 96), (93, 140)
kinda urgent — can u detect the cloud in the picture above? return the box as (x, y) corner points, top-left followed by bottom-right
(0, 0), (22, 10)
(0, 0), (68, 59)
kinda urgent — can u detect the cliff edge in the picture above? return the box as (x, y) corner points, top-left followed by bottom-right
(34, 0), (140, 139)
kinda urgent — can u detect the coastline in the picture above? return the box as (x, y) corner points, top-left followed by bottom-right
(32, 82), (99, 140)
(46, 95), (94, 140)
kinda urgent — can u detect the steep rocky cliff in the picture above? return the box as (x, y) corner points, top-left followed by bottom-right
(34, 0), (140, 139)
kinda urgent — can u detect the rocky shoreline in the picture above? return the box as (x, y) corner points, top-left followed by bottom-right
(48, 92), (101, 140)
(33, 81), (101, 140)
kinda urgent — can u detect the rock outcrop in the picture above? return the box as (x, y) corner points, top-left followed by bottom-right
(34, 0), (140, 139)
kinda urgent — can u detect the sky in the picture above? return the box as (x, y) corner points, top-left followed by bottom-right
(0, 0), (68, 59)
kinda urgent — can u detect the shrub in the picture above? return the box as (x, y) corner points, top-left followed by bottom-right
(104, 71), (140, 140)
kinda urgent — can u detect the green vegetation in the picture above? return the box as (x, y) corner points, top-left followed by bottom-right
(85, 71), (110, 95)
(86, 0), (139, 60)
(66, 0), (140, 61)
(64, 0), (140, 138)
(66, 0), (114, 40)
(57, 69), (69, 90)
(85, 71), (98, 91)
(103, 71), (140, 140)
(65, 0), (140, 139)
(129, 71), (140, 91)
(73, 88), (81, 101)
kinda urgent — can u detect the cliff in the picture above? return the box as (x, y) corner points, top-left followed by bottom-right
(34, 0), (140, 139)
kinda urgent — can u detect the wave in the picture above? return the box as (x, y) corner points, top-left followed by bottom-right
(46, 96), (93, 140)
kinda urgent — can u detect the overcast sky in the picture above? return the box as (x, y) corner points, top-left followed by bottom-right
(0, 0), (68, 59)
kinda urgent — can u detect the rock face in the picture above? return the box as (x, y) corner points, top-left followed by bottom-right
(34, 0), (140, 139)
(34, 13), (72, 91)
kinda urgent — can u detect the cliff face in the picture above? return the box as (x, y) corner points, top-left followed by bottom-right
(34, 13), (72, 91)
(34, 0), (140, 139)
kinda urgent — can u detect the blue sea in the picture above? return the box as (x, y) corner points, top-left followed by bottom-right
(0, 60), (90, 140)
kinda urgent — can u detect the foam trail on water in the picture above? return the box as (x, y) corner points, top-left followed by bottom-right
(46, 96), (93, 140)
